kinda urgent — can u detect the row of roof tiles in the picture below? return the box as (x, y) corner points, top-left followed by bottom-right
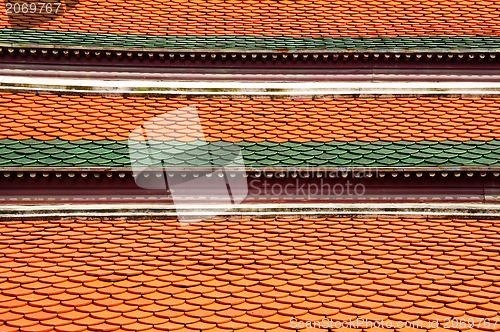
(2, 29), (500, 49)
(0, 94), (499, 142)
(0, 217), (498, 331)
(2, 0), (500, 37)
(2, 138), (500, 167)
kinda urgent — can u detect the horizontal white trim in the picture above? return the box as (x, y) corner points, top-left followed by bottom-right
(2, 76), (500, 95)
(1, 166), (500, 172)
(1, 203), (500, 218)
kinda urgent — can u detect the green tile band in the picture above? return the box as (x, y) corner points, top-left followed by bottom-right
(1, 138), (500, 167)
(1, 29), (500, 49)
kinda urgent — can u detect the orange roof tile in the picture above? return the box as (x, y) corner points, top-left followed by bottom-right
(0, 93), (500, 142)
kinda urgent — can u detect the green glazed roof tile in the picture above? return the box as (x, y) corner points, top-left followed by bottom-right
(329, 158), (354, 166)
(459, 152), (483, 159)
(2, 152), (25, 160)
(353, 158), (377, 165)
(434, 151), (459, 159)
(66, 147), (96, 155)
(423, 157), (450, 165)
(474, 157), (498, 165)
(448, 157), (480, 165)
(376, 157), (402, 166)
(0, 29), (500, 50)
(0, 138), (499, 168)
(485, 140), (500, 146)
(266, 154), (292, 162)
(86, 157), (116, 165)
(36, 157), (66, 166)
(364, 152), (389, 160)
(63, 157), (95, 165)
(15, 147), (40, 154)
(399, 157), (426, 165)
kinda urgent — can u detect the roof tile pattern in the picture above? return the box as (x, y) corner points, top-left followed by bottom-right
(2, 0), (500, 38)
(1, 93), (500, 143)
(3, 138), (500, 167)
(2, 30), (500, 49)
(0, 217), (499, 331)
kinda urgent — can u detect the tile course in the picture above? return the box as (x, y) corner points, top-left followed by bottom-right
(2, 29), (500, 49)
(3, 94), (499, 143)
(0, 217), (498, 331)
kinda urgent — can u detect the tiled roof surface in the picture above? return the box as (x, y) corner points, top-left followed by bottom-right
(2, 0), (500, 49)
(1, 94), (500, 143)
(0, 217), (499, 331)
(1, 93), (500, 167)
(2, 0), (500, 38)
(3, 139), (500, 167)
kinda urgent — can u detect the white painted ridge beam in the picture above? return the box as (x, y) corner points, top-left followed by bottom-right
(2, 76), (500, 95)
(1, 203), (500, 218)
